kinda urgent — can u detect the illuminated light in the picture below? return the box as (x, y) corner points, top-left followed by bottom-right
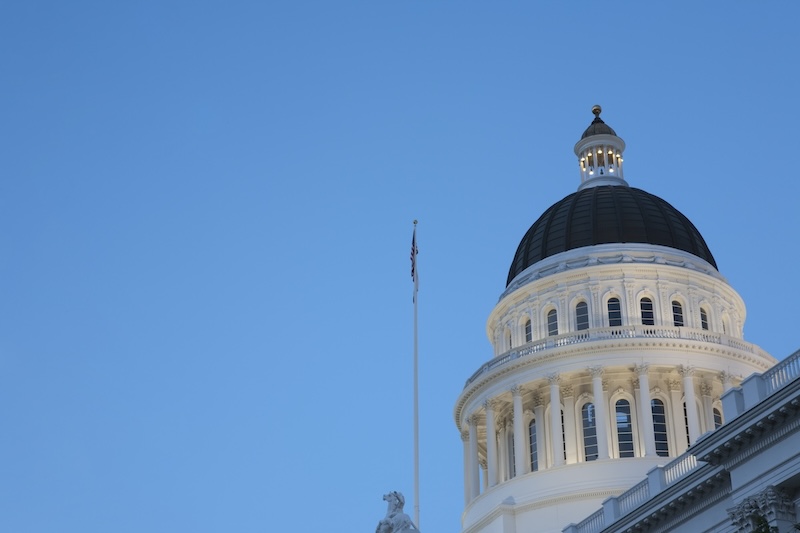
(597, 149), (602, 153)
(609, 168), (614, 173)
(589, 170), (594, 175)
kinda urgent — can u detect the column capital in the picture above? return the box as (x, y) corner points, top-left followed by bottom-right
(468, 414), (480, 426)
(461, 431), (470, 442)
(547, 373), (562, 386)
(718, 371), (734, 385)
(587, 366), (605, 378)
(678, 365), (696, 378)
(634, 363), (650, 375)
(700, 382), (713, 396)
(483, 398), (498, 411)
(532, 393), (543, 407)
(510, 385), (524, 397)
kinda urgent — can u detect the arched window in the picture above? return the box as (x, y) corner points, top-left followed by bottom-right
(507, 330), (512, 350)
(713, 407), (723, 429)
(528, 419), (538, 472)
(581, 403), (598, 461)
(524, 319), (532, 343)
(547, 309), (558, 336)
(651, 399), (669, 457)
(608, 298), (622, 327)
(700, 307), (709, 330)
(640, 298), (655, 326)
(576, 301), (589, 331)
(616, 400), (635, 458)
(672, 300), (684, 327)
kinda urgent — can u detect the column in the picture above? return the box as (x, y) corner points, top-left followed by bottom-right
(511, 386), (527, 476)
(461, 431), (470, 506)
(562, 385), (578, 464)
(700, 382), (714, 433)
(533, 394), (546, 470)
(669, 379), (688, 454)
(548, 374), (565, 466)
(498, 422), (507, 482)
(588, 366), (610, 459)
(484, 399), (498, 487)
(635, 364), (657, 456)
(468, 415), (480, 499)
(679, 365), (702, 444)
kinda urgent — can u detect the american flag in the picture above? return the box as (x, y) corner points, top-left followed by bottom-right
(411, 225), (419, 302)
(410, 228), (418, 282)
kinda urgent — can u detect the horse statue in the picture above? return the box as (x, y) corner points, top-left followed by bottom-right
(375, 491), (420, 533)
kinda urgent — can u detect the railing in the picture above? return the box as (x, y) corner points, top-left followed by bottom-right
(764, 347), (800, 395)
(466, 326), (769, 388)
(618, 479), (649, 515)
(573, 509), (604, 533)
(663, 453), (698, 485)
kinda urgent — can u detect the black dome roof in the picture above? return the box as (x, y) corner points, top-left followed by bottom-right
(507, 185), (717, 286)
(581, 116), (617, 139)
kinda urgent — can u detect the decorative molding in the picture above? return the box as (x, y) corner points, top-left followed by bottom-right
(547, 374), (562, 386)
(678, 364), (696, 378)
(561, 384), (574, 397)
(587, 365), (605, 378)
(483, 399), (498, 411)
(634, 363), (650, 375)
(668, 379), (682, 391)
(700, 381), (713, 396)
(461, 431), (469, 442)
(510, 385), (523, 397)
(727, 485), (796, 532)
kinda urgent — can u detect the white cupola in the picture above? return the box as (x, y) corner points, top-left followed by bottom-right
(574, 105), (627, 190)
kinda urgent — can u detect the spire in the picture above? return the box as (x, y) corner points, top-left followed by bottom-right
(573, 105), (628, 190)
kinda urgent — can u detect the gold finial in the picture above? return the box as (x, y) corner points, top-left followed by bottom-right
(592, 105), (602, 117)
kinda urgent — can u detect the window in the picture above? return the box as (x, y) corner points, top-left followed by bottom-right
(640, 298), (655, 325)
(700, 307), (709, 330)
(529, 419), (538, 472)
(576, 302), (589, 331)
(616, 400), (635, 458)
(582, 403), (598, 461)
(683, 402), (690, 446)
(652, 399), (669, 457)
(561, 410), (567, 461)
(507, 430), (515, 477)
(672, 301), (684, 327)
(547, 309), (558, 336)
(524, 319), (532, 343)
(713, 407), (723, 429)
(608, 298), (622, 327)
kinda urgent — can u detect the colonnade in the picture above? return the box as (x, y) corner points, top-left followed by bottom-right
(461, 365), (734, 504)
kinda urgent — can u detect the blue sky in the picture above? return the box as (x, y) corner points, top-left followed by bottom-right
(2, 3), (800, 532)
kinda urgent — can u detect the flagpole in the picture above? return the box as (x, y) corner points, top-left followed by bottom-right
(411, 220), (420, 529)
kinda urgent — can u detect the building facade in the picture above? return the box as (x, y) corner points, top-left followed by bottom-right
(454, 107), (785, 533)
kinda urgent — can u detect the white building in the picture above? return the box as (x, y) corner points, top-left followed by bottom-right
(454, 106), (800, 533)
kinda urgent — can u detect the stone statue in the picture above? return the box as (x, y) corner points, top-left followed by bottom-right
(376, 491), (419, 533)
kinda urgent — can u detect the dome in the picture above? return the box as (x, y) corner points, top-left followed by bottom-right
(581, 115), (617, 138)
(506, 185), (717, 286)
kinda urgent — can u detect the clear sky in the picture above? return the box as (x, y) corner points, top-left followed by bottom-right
(2, 2), (800, 532)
